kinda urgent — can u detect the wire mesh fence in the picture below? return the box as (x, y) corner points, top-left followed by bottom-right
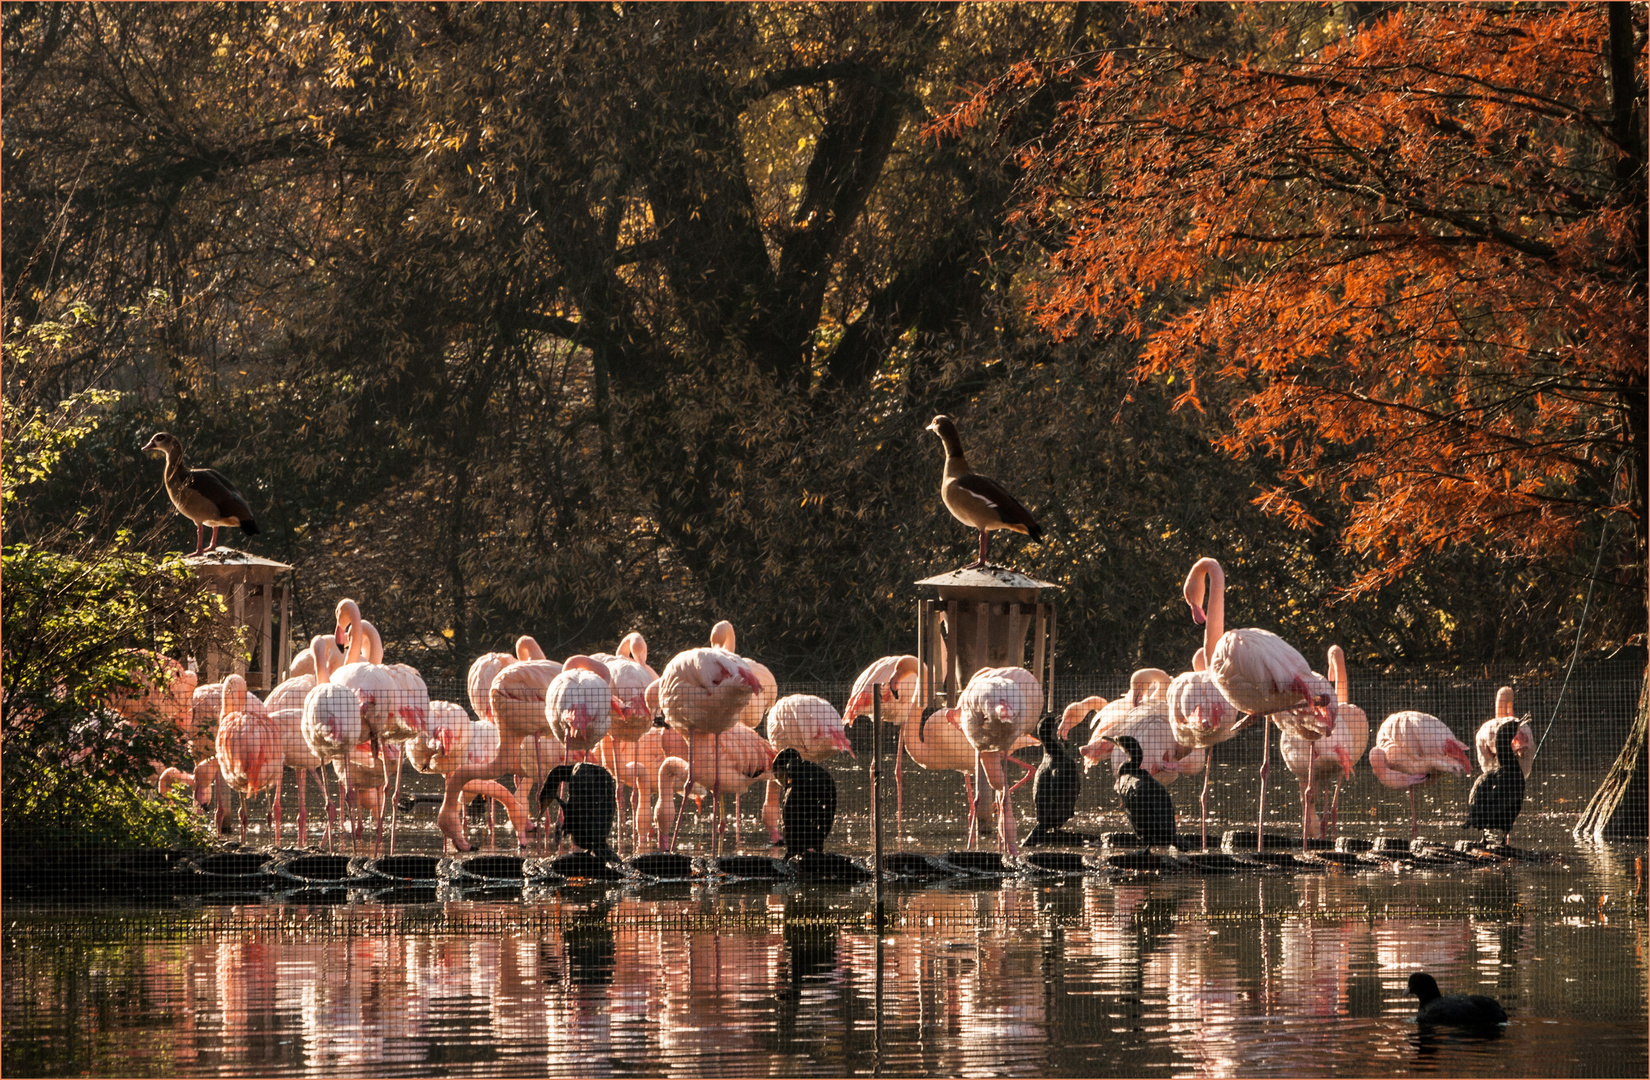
(4, 652), (1642, 911)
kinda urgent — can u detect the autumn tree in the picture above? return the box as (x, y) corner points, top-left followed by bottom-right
(938, 1), (1646, 833)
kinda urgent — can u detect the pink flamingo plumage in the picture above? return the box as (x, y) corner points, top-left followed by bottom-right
(1475, 686), (1534, 778)
(1369, 710), (1473, 840)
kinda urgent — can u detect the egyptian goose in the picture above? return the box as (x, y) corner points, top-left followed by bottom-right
(925, 415), (1044, 569)
(142, 432), (259, 555)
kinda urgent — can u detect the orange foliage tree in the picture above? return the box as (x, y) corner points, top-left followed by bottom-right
(937, 1), (1644, 596)
(935, 2), (1645, 834)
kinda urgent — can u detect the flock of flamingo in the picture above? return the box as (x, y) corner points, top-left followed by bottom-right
(119, 553), (1534, 863)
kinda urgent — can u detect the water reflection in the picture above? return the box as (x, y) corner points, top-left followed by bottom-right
(4, 858), (1647, 1078)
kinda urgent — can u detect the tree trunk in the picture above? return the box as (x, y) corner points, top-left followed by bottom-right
(1574, 671), (1650, 840)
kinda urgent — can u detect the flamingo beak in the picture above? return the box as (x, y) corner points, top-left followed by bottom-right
(1512, 727), (1532, 754)
(1189, 603), (1207, 625)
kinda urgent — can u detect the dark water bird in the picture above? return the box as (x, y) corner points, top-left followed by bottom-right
(1104, 734), (1177, 848)
(142, 432), (259, 555)
(926, 414), (1044, 569)
(772, 747), (836, 856)
(1026, 713), (1083, 846)
(1408, 972), (1509, 1028)
(1463, 719), (1526, 844)
(541, 762), (619, 863)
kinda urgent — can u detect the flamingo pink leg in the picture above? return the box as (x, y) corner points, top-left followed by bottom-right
(1255, 719), (1271, 852)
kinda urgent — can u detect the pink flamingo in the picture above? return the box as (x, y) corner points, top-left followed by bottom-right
(1475, 686), (1534, 778)
(957, 666), (1043, 857)
(1186, 557), (1336, 849)
(406, 700), (529, 845)
(654, 726), (775, 853)
(265, 635), (345, 847)
(603, 717), (693, 850)
(431, 658), (566, 852)
(545, 655), (618, 762)
(467, 650), (517, 722)
(1368, 710), (1473, 840)
(1280, 646), (1369, 841)
(907, 704), (990, 843)
(1167, 571), (1252, 849)
(587, 650), (656, 847)
(214, 674), (283, 844)
(658, 646), (763, 853)
(842, 655), (926, 824)
(761, 693), (854, 844)
(708, 621), (778, 729)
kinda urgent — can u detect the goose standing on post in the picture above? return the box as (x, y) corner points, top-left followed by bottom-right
(142, 433), (259, 555)
(926, 415), (1044, 569)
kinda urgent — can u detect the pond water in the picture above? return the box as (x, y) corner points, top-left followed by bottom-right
(4, 798), (1645, 1078)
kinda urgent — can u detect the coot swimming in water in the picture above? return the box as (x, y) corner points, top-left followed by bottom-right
(1027, 713), (1083, 846)
(773, 747), (835, 856)
(1462, 719), (1526, 844)
(1408, 972), (1508, 1027)
(1105, 734), (1177, 848)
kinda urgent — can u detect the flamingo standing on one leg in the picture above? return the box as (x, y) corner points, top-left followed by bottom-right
(957, 666), (1043, 857)
(215, 674), (283, 845)
(1279, 646), (1369, 841)
(761, 694), (853, 846)
(1368, 710), (1473, 840)
(658, 646), (762, 855)
(1186, 557), (1336, 850)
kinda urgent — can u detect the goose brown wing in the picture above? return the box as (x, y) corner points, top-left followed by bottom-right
(953, 474), (1044, 541)
(187, 468), (258, 527)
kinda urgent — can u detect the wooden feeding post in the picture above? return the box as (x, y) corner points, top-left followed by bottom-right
(915, 566), (1059, 841)
(185, 548), (295, 693)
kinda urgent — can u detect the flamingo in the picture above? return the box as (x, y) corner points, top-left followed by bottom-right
(214, 674), (283, 844)
(1475, 686), (1534, 779)
(908, 705), (988, 843)
(1368, 710), (1473, 840)
(761, 694), (853, 845)
(466, 650), (517, 722)
(301, 662), (365, 849)
(485, 656), (564, 827)
(652, 729), (771, 855)
(1279, 645), (1369, 842)
(191, 677), (267, 835)
(406, 700), (529, 845)
(586, 647), (656, 847)
(615, 631), (658, 678)
(265, 635), (344, 847)
(329, 614), (420, 848)
(957, 665), (1043, 857)
(608, 718), (694, 850)
(1186, 556), (1336, 849)
(1080, 695), (1205, 788)
(707, 621), (778, 729)
(664, 723), (775, 852)
(545, 655), (618, 764)
(657, 646), (763, 853)
(1167, 572), (1251, 849)
(842, 655), (926, 825)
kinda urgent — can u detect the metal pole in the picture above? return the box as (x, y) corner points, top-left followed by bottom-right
(872, 683), (884, 928)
